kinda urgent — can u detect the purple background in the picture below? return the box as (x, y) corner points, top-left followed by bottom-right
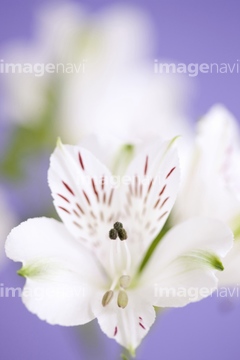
(1, 1), (240, 359)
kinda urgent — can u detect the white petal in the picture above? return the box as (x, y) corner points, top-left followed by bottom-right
(218, 239), (240, 287)
(141, 217), (233, 307)
(80, 133), (127, 173)
(121, 137), (180, 253)
(173, 104), (240, 225)
(48, 142), (120, 254)
(97, 290), (155, 352)
(6, 217), (106, 325)
(146, 265), (220, 308)
(80, 132), (139, 177)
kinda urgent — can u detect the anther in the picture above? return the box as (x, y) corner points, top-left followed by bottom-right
(109, 228), (118, 240)
(119, 275), (131, 289)
(117, 290), (128, 309)
(102, 290), (114, 307)
(118, 228), (127, 241)
(114, 222), (123, 231)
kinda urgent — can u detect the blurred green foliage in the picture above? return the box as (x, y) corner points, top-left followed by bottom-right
(0, 83), (59, 179)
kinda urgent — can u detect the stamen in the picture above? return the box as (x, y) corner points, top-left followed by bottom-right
(118, 228), (127, 241)
(110, 277), (119, 291)
(114, 222), (123, 231)
(117, 290), (128, 309)
(119, 275), (131, 289)
(102, 290), (114, 307)
(109, 228), (118, 240)
(109, 222), (128, 241)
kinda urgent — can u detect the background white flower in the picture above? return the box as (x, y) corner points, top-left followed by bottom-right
(1, 2), (191, 144)
(172, 105), (240, 287)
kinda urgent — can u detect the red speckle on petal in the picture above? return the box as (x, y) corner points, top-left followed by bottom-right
(73, 209), (80, 218)
(101, 176), (105, 190)
(73, 221), (83, 229)
(58, 206), (70, 214)
(114, 326), (118, 336)
(147, 179), (154, 193)
(83, 191), (91, 206)
(144, 156), (149, 176)
(153, 198), (161, 209)
(160, 197), (169, 209)
(91, 179), (99, 201)
(166, 167), (176, 179)
(103, 192), (106, 204)
(158, 211), (168, 221)
(150, 227), (157, 235)
(62, 181), (75, 196)
(139, 322), (146, 330)
(57, 194), (70, 203)
(76, 203), (85, 215)
(78, 152), (85, 170)
(159, 184), (167, 196)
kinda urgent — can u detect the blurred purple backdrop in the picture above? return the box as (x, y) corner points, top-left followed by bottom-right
(1, 1), (240, 360)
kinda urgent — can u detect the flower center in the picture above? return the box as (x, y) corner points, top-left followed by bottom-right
(102, 222), (132, 309)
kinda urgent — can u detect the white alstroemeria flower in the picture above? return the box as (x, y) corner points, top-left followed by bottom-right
(172, 105), (240, 287)
(6, 138), (233, 353)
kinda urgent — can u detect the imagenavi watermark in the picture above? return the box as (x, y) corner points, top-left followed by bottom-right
(0, 58), (87, 77)
(1, 283), (240, 301)
(154, 284), (240, 302)
(74, 169), (176, 191)
(0, 283), (86, 300)
(154, 59), (240, 77)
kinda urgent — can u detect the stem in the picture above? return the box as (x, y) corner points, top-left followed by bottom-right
(121, 354), (129, 360)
